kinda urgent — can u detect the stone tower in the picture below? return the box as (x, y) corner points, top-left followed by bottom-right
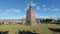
(25, 5), (38, 25)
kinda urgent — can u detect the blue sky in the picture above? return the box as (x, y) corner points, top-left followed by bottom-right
(0, 0), (60, 19)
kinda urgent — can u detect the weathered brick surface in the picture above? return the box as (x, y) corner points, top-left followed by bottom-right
(25, 6), (38, 25)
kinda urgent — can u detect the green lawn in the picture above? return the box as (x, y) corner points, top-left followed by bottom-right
(0, 24), (60, 34)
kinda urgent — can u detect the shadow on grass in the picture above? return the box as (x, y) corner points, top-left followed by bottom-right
(0, 31), (9, 34)
(17, 30), (37, 34)
(48, 28), (60, 34)
(48, 28), (60, 33)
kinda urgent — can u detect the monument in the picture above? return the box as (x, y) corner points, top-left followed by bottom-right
(25, 5), (38, 25)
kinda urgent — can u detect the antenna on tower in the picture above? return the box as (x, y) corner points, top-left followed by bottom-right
(29, 1), (32, 9)
(25, 0), (33, 9)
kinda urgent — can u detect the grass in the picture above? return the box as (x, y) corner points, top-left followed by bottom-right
(0, 24), (60, 34)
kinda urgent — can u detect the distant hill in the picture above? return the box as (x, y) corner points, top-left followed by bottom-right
(0, 19), (23, 23)
(0, 18), (43, 23)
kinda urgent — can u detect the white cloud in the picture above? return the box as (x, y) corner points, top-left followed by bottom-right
(51, 8), (59, 11)
(3, 12), (7, 15)
(50, 14), (57, 18)
(47, 8), (51, 10)
(19, 15), (26, 19)
(2, 8), (21, 15)
(11, 8), (21, 13)
(54, 8), (59, 11)
(24, 8), (27, 11)
(39, 16), (44, 18)
(24, 6), (29, 11)
(36, 6), (40, 11)
(50, 6), (59, 11)
(36, 5), (60, 11)
(3, 16), (20, 19)
(31, 1), (36, 6)
(43, 14), (58, 19)
(25, 1), (36, 11)
(26, 1), (36, 7)
(35, 14), (40, 18)
(43, 8), (46, 11)
(6, 8), (21, 13)
(51, 9), (54, 11)
(23, 15), (26, 18)
(35, 13), (59, 19)
(42, 5), (46, 8)
(6, 9), (11, 13)
(42, 5), (59, 11)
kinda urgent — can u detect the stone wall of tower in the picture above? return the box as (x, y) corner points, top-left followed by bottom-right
(30, 9), (37, 25)
(25, 6), (38, 25)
